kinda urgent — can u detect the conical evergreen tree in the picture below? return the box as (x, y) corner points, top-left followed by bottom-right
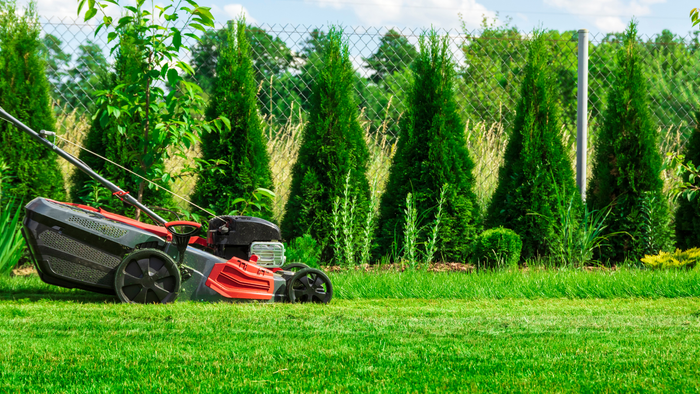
(375, 30), (479, 262)
(486, 31), (581, 260)
(70, 35), (173, 216)
(676, 113), (700, 249)
(192, 19), (274, 218)
(587, 21), (672, 262)
(0, 1), (65, 203)
(281, 27), (370, 258)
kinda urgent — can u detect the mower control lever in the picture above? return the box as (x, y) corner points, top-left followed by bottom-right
(165, 221), (202, 265)
(165, 221), (202, 240)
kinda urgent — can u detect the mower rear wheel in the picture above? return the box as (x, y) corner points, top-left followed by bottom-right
(287, 268), (332, 304)
(281, 262), (309, 272)
(114, 249), (181, 304)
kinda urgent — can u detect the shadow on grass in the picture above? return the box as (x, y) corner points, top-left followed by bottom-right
(0, 274), (117, 304)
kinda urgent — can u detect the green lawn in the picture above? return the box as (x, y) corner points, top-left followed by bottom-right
(2, 272), (700, 393)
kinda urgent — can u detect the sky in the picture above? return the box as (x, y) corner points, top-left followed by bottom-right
(24, 0), (697, 37)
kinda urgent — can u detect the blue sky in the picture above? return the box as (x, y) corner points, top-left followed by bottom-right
(27, 0), (697, 36)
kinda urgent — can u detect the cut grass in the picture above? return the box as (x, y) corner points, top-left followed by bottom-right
(1, 296), (700, 392)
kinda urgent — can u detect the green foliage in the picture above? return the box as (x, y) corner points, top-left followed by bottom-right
(641, 248), (700, 269)
(40, 34), (108, 114)
(192, 20), (275, 219)
(376, 30), (480, 262)
(587, 21), (673, 262)
(676, 115), (700, 249)
(70, 38), (173, 216)
(485, 31), (580, 260)
(285, 234), (322, 268)
(225, 187), (275, 217)
(281, 26), (371, 260)
(0, 1), (66, 203)
(363, 29), (418, 83)
(79, 0), (225, 221)
(459, 17), (578, 133)
(472, 227), (522, 269)
(0, 196), (25, 275)
(190, 23), (295, 121)
(63, 41), (108, 112)
(546, 186), (618, 266)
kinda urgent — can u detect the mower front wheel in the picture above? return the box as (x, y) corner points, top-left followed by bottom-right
(114, 249), (181, 304)
(287, 268), (333, 304)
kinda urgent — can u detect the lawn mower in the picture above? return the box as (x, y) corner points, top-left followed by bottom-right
(0, 107), (332, 304)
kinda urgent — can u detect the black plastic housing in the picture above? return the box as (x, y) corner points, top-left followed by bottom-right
(207, 215), (281, 260)
(22, 198), (165, 294)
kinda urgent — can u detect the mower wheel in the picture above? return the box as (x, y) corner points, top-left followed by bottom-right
(287, 268), (333, 304)
(281, 262), (309, 272)
(114, 249), (181, 304)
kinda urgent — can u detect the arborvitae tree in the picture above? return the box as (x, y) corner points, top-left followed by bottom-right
(70, 36), (172, 216)
(281, 27), (370, 258)
(676, 114), (700, 249)
(0, 1), (66, 203)
(587, 21), (672, 262)
(375, 30), (479, 262)
(192, 19), (274, 218)
(485, 31), (581, 260)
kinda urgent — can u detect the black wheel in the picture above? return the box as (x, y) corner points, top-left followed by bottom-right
(282, 262), (309, 272)
(114, 249), (180, 304)
(287, 268), (333, 304)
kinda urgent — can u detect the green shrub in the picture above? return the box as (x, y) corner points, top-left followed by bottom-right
(192, 19), (274, 219)
(587, 21), (672, 262)
(70, 37), (173, 217)
(641, 248), (700, 269)
(485, 31), (580, 260)
(0, 1), (65, 203)
(676, 113), (700, 249)
(375, 30), (479, 262)
(281, 26), (370, 260)
(285, 234), (322, 269)
(473, 227), (522, 269)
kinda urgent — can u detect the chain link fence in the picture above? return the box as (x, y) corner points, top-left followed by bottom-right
(41, 17), (700, 217)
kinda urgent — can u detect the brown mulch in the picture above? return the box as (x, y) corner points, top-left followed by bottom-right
(321, 262), (476, 273)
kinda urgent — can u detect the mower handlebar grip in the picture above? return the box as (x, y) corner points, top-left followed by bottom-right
(164, 221), (202, 238)
(164, 221), (202, 229)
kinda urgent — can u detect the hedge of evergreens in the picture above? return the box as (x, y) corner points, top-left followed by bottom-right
(281, 26), (370, 259)
(587, 22), (673, 262)
(486, 31), (581, 260)
(0, 2), (65, 203)
(375, 30), (479, 262)
(192, 19), (274, 219)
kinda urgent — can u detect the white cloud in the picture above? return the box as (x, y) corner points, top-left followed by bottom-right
(544, 0), (667, 32)
(306, 0), (494, 29)
(222, 4), (257, 24)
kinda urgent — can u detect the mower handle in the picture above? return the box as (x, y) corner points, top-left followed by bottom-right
(0, 105), (169, 226)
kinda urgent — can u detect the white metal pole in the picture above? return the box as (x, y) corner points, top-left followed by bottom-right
(577, 29), (589, 201)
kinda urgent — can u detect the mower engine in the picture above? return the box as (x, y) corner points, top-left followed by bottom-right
(206, 216), (286, 268)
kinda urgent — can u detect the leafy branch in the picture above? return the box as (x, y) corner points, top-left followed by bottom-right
(78, 0), (230, 219)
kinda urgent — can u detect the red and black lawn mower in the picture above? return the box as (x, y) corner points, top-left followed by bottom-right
(0, 107), (332, 304)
